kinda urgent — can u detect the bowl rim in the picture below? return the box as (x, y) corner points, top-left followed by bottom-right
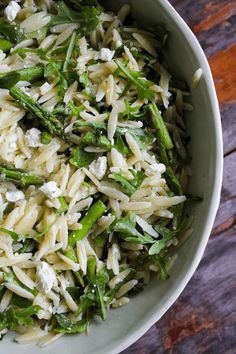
(107, 0), (223, 353)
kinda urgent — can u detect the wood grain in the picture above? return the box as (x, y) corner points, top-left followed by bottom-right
(209, 44), (236, 104)
(192, 2), (236, 33)
(122, 0), (236, 353)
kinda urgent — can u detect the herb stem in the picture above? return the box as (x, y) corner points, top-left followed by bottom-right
(63, 31), (77, 73)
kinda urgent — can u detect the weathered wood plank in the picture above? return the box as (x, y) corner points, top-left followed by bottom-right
(192, 3), (236, 33)
(208, 44), (236, 105)
(195, 14), (236, 59)
(212, 151), (236, 231)
(170, 0), (235, 31)
(221, 103), (236, 156)
(170, 0), (236, 106)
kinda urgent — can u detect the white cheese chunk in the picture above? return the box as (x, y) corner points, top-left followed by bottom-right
(4, 1), (21, 22)
(33, 293), (53, 320)
(89, 156), (107, 180)
(36, 262), (57, 294)
(6, 190), (25, 202)
(7, 134), (17, 153)
(99, 48), (115, 62)
(25, 128), (42, 148)
(145, 163), (166, 176)
(39, 181), (62, 199)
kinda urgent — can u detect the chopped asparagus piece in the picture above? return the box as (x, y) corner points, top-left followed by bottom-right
(0, 164), (44, 186)
(147, 103), (174, 150)
(9, 86), (65, 139)
(68, 200), (106, 246)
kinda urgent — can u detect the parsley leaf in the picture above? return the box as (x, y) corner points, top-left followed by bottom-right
(148, 225), (178, 255)
(111, 170), (145, 196)
(148, 254), (169, 280)
(51, 2), (100, 36)
(113, 213), (153, 244)
(0, 21), (26, 44)
(54, 314), (89, 334)
(76, 269), (110, 320)
(81, 131), (112, 150)
(115, 60), (155, 100)
(69, 146), (96, 168)
(119, 100), (144, 120)
(0, 227), (43, 243)
(0, 306), (41, 331)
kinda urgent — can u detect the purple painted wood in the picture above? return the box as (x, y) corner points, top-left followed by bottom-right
(122, 0), (236, 353)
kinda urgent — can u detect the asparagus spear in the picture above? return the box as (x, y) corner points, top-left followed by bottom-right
(41, 131), (53, 145)
(147, 103), (174, 150)
(68, 200), (106, 246)
(9, 86), (65, 138)
(0, 66), (44, 89)
(0, 164), (44, 186)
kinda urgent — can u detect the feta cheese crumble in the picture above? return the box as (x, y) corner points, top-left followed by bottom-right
(25, 128), (42, 148)
(89, 156), (107, 180)
(39, 181), (62, 199)
(36, 262), (57, 294)
(33, 293), (53, 320)
(6, 190), (25, 202)
(145, 163), (166, 176)
(99, 48), (115, 61)
(4, 1), (21, 22)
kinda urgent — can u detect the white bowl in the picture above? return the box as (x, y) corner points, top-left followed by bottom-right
(2, 1), (223, 353)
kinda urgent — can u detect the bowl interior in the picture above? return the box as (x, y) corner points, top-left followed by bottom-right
(1, 1), (223, 353)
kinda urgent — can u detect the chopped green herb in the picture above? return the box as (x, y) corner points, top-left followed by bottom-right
(0, 21), (26, 43)
(113, 213), (154, 244)
(0, 66), (44, 89)
(0, 38), (13, 52)
(51, 2), (100, 36)
(0, 306), (41, 332)
(81, 131), (112, 150)
(69, 146), (95, 168)
(115, 60), (155, 100)
(111, 170), (145, 196)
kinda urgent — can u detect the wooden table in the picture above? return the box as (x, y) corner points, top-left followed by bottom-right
(123, 1), (236, 353)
